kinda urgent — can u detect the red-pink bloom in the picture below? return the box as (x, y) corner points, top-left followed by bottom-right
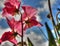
(6, 18), (23, 36)
(2, 0), (43, 36)
(22, 5), (37, 21)
(0, 31), (17, 45)
(2, 0), (21, 17)
(23, 16), (43, 30)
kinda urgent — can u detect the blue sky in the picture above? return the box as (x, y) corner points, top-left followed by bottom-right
(0, 0), (60, 46)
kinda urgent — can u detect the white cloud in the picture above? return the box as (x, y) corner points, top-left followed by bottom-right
(36, 15), (42, 22)
(0, 0), (5, 8)
(26, 31), (49, 46)
(50, 0), (56, 5)
(0, 13), (2, 19)
(37, 0), (56, 12)
(0, 12), (5, 19)
(16, 34), (27, 43)
(1, 41), (13, 46)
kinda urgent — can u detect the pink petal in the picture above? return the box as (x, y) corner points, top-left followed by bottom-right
(22, 5), (37, 21)
(5, 0), (21, 9)
(3, 6), (16, 16)
(24, 16), (43, 30)
(2, 0), (21, 17)
(6, 18), (15, 30)
(0, 39), (2, 44)
(14, 22), (22, 36)
(4, 2), (15, 8)
(23, 24), (29, 30)
(6, 18), (25, 36)
(1, 31), (17, 45)
(9, 38), (17, 45)
(1, 31), (13, 41)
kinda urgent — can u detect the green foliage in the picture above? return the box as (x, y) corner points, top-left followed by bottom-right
(58, 39), (60, 44)
(27, 37), (34, 46)
(45, 22), (57, 46)
(55, 23), (60, 30)
(28, 42), (32, 46)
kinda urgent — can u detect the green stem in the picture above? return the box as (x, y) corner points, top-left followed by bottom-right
(48, 0), (58, 39)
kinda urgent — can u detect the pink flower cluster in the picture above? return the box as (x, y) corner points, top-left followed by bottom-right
(0, 0), (43, 45)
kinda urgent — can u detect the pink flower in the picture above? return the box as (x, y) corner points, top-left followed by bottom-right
(22, 5), (37, 21)
(6, 18), (23, 36)
(2, 0), (21, 17)
(0, 31), (17, 45)
(2, 0), (43, 36)
(23, 16), (43, 30)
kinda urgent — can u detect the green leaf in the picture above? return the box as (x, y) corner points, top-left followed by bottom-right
(58, 39), (60, 44)
(45, 22), (57, 46)
(27, 37), (34, 46)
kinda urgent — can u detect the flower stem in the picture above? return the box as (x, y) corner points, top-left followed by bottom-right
(20, 12), (23, 46)
(48, 0), (58, 39)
